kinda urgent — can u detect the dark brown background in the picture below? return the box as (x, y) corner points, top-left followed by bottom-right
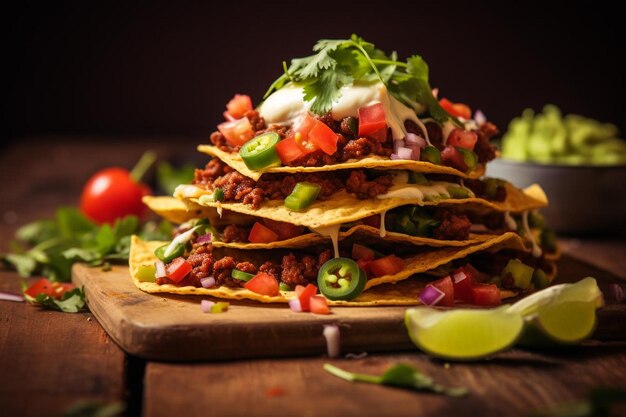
(2, 0), (624, 144)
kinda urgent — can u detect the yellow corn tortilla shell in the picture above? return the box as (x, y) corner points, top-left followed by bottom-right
(198, 144), (486, 181)
(143, 196), (255, 226)
(129, 234), (549, 305)
(184, 183), (547, 229)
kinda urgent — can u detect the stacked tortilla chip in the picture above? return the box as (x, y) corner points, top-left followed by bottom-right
(130, 38), (559, 306)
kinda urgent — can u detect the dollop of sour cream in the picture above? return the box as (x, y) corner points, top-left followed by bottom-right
(259, 82), (426, 140)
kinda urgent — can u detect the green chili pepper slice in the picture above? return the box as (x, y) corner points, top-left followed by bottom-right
(231, 268), (254, 282)
(408, 171), (429, 185)
(456, 147), (477, 172)
(317, 257), (367, 301)
(446, 186), (471, 199)
(284, 182), (322, 211)
(420, 146), (441, 165)
(239, 132), (281, 170)
(279, 282), (293, 291)
(154, 242), (184, 263)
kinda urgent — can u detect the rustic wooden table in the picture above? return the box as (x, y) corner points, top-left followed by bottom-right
(1, 139), (625, 417)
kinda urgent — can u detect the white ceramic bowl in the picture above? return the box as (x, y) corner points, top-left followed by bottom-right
(487, 159), (626, 236)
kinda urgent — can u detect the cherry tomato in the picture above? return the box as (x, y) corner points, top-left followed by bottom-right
(80, 167), (150, 224)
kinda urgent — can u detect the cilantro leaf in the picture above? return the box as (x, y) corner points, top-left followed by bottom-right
(34, 287), (86, 313)
(156, 161), (195, 195)
(304, 71), (342, 115)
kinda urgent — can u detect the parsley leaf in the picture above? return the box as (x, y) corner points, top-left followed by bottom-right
(34, 287), (86, 313)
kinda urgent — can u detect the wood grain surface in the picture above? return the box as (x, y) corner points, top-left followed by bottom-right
(0, 273), (127, 417)
(143, 345), (626, 417)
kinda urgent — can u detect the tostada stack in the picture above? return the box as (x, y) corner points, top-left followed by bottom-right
(130, 36), (559, 308)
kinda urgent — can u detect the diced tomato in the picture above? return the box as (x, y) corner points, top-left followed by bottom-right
(309, 295), (331, 314)
(166, 257), (192, 283)
(309, 121), (339, 155)
(248, 222), (279, 243)
(368, 128), (388, 142)
(295, 283), (317, 311)
(245, 272), (280, 297)
(451, 267), (474, 302)
(464, 263), (489, 284)
(262, 218), (304, 240)
(362, 214), (381, 228)
(217, 118), (255, 147)
(441, 145), (467, 172)
(292, 112), (319, 152)
(430, 276), (454, 307)
(275, 137), (309, 164)
(358, 103), (387, 137)
(357, 258), (372, 278)
(225, 94), (253, 120)
(369, 255), (404, 277)
(471, 284), (501, 306)
(352, 243), (375, 261)
(223, 111), (237, 122)
(24, 279), (75, 299)
(447, 129), (478, 150)
(439, 98), (472, 119)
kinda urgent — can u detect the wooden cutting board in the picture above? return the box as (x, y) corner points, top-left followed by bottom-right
(72, 255), (626, 361)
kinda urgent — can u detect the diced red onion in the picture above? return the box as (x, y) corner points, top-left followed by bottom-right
(201, 300), (215, 313)
(431, 88), (439, 99)
(0, 291), (25, 303)
(405, 133), (426, 148)
(397, 146), (414, 160)
(390, 153), (400, 160)
(474, 109), (486, 125)
(609, 283), (624, 302)
(196, 233), (213, 244)
(200, 276), (216, 289)
(393, 139), (405, 154)
(323, 324), (341, 358)
(155, 261), (167, 279)
(419, 284), (445, 306)
(288, 298), (302, 312)
(452, 271), (468, 284)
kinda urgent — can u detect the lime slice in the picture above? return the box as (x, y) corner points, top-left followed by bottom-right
(404, 306), (524, 360)
(508, 277), (603, 344)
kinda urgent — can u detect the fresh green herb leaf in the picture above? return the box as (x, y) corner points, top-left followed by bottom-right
(156, 161), (195, 195)
(34, 287), (86, 313)
(323, 363), (467, 397)
(3, 253), (37, 277)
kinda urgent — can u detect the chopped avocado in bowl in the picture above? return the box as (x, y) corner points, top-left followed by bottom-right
(488, 105), (626, 235)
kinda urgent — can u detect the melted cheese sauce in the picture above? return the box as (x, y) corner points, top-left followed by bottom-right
(379, 210), (387, 238)
(521, 211), (542, 258)
(260, 82), (426, 140)
(376, 181), (461, 202)
(504, 211), (517, 230)
(312, 224), (341, 258)
(174, 184), (205, 199)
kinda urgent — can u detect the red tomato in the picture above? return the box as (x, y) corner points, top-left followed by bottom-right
(369, 255), (405, 277)
(362, 215), (381, 228)
(248, 222), (279, 243)
(225, 94), (253, 120)
(464, 263), (489, 283)
(310, 295), (331, 314)
(352, 244), (375, 261)
(262, 218), (304, 240)
(451, 266), (474, 302)
(441, 145), (467, 172)
(24, 279), (75, 299)
(356, 258), (372, 278)
(439, 98), (472, 119)
(166, 257), (192, 283)
(295, 283), (317, 312)
(368, 128), (388, 142)
(217, 118), (255, 147)
(471, 284), (501, 306)
(292, 112), (318, 152)
(358, 103), (387, 137)
(430, 276), (454, 307)
(447, 129), (478, 150)
(309, 121), (338, 155)
(223, 111), (237, 122)
(275, 137), (308, 164)
(245, 272), (279, 296)
(80, 167), (150, 224)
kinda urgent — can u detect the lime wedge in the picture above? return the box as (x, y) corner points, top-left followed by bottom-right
(508, 277), (603, 344)
(404, 306), (524, 361)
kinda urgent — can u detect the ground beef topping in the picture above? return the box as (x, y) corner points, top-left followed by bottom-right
(221, 225), (250, 243)
(433, 210), (472, 241)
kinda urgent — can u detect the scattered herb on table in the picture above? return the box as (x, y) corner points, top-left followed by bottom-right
(323, 363), (468, 397)
(528, 388), (626, 417)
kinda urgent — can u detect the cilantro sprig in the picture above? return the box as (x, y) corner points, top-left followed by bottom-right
(264, 34), (455, 123)
(2, 207), (172, 282)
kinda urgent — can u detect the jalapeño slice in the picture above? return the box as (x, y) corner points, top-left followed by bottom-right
(420, 146), (442, 165)
(231, 268), (254, 282)
(239, 132), (281, 170)
(154, 242), (185, 263)
(317, 258), (367, 301)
